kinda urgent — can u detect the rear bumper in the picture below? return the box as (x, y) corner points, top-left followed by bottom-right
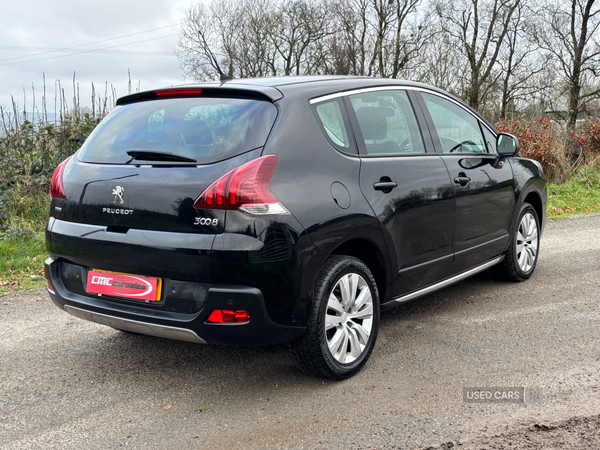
(45, 257), (304, 346)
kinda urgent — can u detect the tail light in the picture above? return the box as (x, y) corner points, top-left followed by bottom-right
(50, 156), (72, 199)
(207, 309), (250, 323)
(194, 155), (288, 215)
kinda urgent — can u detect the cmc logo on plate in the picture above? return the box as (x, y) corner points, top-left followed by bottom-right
(86, 271), (159, 301)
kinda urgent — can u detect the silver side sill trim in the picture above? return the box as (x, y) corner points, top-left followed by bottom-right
(391, 256), (504, 305)
(64, 305), (207, 344)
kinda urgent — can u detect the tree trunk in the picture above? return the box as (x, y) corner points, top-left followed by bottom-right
(568, 79), (580, 130)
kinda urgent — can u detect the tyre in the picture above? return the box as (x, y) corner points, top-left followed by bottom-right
(492, 203), (540, 281)
(290, 255), (380, 380)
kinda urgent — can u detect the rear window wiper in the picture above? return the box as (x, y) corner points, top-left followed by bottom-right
(126, 149), (197, 163)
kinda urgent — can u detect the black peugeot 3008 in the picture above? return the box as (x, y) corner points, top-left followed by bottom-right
(45, 76), (546, 379)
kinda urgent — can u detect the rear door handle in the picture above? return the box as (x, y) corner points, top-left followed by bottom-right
(373, 181), (398, 191)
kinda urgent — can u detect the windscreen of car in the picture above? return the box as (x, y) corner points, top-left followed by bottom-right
(77, 97), (278, 164)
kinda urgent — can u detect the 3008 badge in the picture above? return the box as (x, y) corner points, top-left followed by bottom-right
(194, 217), (219, 226)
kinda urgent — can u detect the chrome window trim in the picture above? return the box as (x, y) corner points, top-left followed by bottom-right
(309, 86), (497, 136)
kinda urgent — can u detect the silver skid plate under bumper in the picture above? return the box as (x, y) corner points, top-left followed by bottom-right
(64, 305), (207, 344)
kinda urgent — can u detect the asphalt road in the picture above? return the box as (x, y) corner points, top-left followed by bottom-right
(1, 214), (600, 449)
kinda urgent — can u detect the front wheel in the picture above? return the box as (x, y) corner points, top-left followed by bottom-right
(290, 256), (380, 380)
(493, 203), (540, 281)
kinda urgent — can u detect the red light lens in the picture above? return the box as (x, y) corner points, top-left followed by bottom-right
(207, 309), (250, 323)
(155, 88), (202, 97)
(50, 156), (72, 199)
(47, 280), (55, 294)
(194, 155), (279, 211)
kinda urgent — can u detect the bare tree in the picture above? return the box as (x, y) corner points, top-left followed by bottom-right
(267, 0), (333, 75)
(436, 0), (521, 110)
(177, 3), (221, 80)
(222, 0), (277, 77)
(382, 0), (432, 78)
(496, 2), (549, 120)
(326, 0), (429, 77)
(535, 0), (600, 128)
(324, 0), (371, 75)
(410, 23), (464, 94)
(176, 0), (600, 130)
(178, 0), (279, 80)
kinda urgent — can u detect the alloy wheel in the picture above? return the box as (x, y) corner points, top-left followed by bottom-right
(516, 212), (538, 273)
(325, 273), (374, 364)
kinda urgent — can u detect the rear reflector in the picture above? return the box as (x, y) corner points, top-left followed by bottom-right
(47, 280), (55, 295)
(155, 88), (202, 98)
(207, 309), (250, 323)
(194, 155), (288, 216)
(50, 156), (72, 199)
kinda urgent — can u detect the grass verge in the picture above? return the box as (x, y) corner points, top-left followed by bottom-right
(0, 232), (46, 295)
(547, 164), (600, 219)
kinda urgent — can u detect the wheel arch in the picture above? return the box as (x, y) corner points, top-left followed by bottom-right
(511, 181), (547, 239)
(330, 238), (388, 304)
(523, 191), (544, 227)
(510, 158), (547, 236)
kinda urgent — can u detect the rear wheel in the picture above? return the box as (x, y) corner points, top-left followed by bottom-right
(493, 203), (540, 281)
(290, 256), (380, 380)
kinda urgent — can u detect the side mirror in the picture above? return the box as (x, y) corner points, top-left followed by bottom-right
(497, 132), (520, 157)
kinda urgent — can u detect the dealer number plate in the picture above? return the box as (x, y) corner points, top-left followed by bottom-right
(86, 270), (161, 302)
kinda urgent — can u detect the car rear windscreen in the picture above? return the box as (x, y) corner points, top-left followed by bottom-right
(77, 97), (278, 164)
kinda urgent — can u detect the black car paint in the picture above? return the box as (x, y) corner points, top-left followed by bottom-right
(45, 76), (546, 346)
(358, 155), (456, 296)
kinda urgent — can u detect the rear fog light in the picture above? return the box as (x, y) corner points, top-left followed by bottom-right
(206, 309), (250, 323)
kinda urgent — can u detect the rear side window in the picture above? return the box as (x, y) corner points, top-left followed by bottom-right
(315, 100), (350, 148)
(78, 97), (278, 164)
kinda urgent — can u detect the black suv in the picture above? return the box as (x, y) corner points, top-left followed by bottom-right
(45, 76), (546, 379)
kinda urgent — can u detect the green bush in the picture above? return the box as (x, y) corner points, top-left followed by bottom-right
(496, 116), (570, 183)
(0, 113), (102, 232)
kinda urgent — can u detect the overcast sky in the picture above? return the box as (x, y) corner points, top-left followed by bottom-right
(0, 0), (196, 118)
